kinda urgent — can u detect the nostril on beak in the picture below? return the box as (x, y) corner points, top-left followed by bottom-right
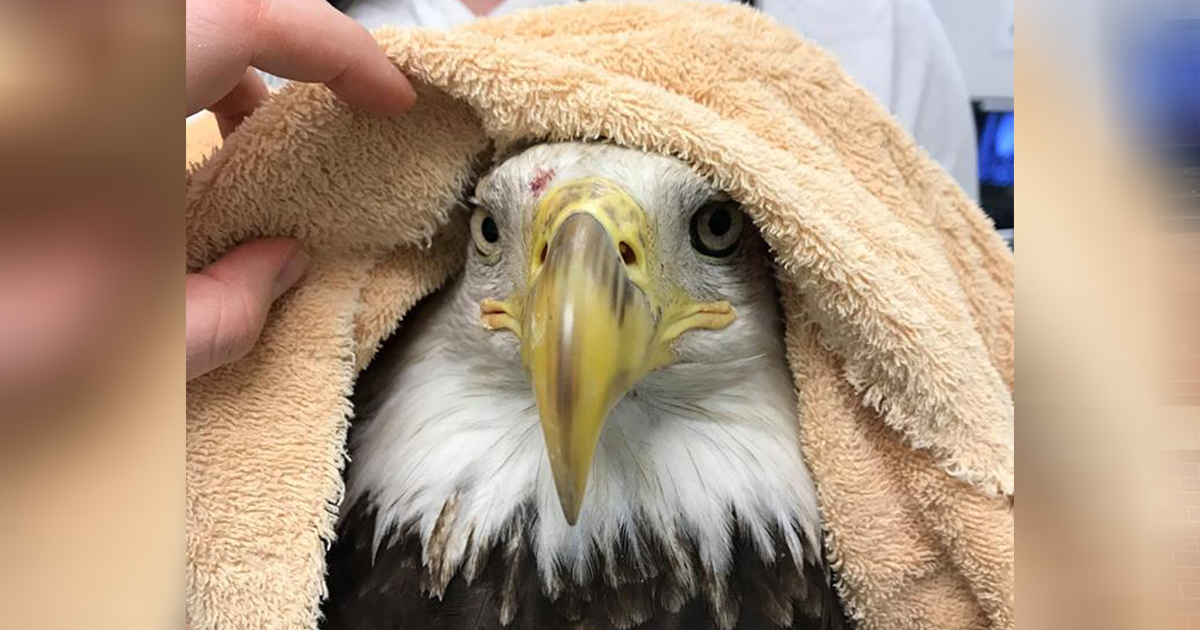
(539, 243), (548, 265)
(619, 241), (636, 266)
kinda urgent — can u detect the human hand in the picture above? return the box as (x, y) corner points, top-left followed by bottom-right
(187, 0), (416, 135)
(185, 0), (414, 381)
(185, 239), (309, 381)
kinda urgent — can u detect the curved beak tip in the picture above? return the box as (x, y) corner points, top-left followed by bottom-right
(560, 496), (581, 526)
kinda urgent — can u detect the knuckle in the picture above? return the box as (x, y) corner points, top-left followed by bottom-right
(212, 280), (269, 366)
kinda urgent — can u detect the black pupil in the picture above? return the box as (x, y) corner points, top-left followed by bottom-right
(481, 216), (500, 243)
(707, 207), (732, 236)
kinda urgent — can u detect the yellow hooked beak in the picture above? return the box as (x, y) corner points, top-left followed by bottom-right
(480, 177), (736, 524)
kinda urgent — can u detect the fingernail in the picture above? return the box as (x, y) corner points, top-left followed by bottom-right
(272, 249), (310, 300)
(397, 86), (417, 113)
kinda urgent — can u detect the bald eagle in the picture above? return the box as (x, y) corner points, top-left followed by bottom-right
(323, 143), (848, 630)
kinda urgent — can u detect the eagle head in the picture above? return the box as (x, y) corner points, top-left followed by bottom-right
(333, 142), (837, 630)
(473, 144), (761, 524)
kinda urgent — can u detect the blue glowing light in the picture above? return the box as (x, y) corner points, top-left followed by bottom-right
(979, 111), (1014, 187)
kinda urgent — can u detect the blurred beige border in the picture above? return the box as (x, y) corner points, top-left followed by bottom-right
(0, 2), (183, 628)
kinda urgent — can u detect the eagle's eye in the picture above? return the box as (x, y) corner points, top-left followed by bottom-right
(689, 201), (743, 258)
(471, 208), (501, 257)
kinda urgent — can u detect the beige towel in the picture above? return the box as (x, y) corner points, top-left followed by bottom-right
(185, 4), (1014, 629)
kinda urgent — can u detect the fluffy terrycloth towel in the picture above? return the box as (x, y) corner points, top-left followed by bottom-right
(185, 3), (1014, 629)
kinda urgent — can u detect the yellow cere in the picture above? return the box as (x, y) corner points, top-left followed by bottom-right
(529, 177), (653, 286)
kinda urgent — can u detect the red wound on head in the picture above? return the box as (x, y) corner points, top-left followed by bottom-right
(530, 167), (556, 196)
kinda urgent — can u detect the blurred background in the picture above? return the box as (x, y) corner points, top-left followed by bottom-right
(928, 0), (1017, 245)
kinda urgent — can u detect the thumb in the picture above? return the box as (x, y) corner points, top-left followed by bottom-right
(186, 238), (309, 381)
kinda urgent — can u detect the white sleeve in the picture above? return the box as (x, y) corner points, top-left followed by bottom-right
(757, 0), (980, 200)
(888, 0), (980, 200)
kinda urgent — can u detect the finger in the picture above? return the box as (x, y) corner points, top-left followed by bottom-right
(251, 0), (416, 114)
(210, 69), (271, 138)
(185, 238), (310, 381)
(185, 0), (261, 116)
